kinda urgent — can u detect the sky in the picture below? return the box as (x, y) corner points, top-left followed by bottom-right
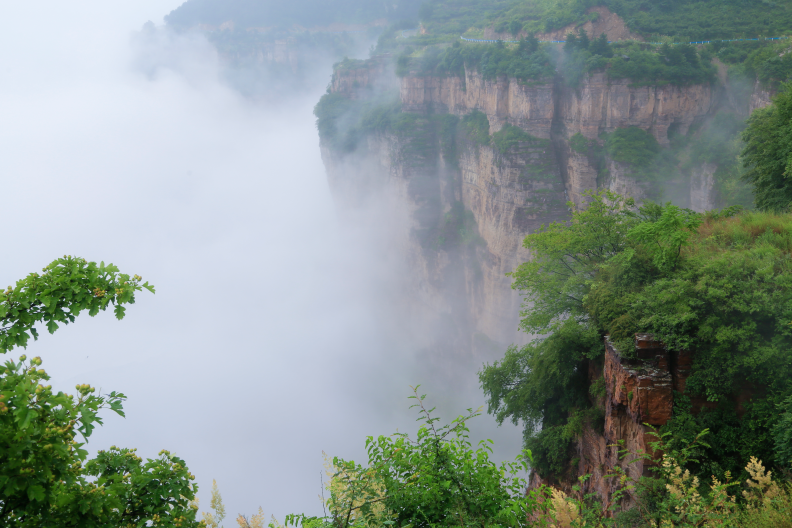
(0, 1), (524, 521)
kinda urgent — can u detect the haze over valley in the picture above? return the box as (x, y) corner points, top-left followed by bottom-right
(4, 1), (792, 526)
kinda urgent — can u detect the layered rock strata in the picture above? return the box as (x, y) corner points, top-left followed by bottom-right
(531, 335), (692, 512)
(321, 55), (776, 346)
(400, 67), (719, 206)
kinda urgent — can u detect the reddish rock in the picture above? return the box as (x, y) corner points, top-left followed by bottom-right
(531, 335), (679, 512)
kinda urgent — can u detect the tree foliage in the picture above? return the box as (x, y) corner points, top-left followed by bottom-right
(481, 191), (792, 482)
(0, 256), (155, 354)
(279, 387), (552, 528)
(742, 83), (792, 212)
(0, 257), (201, 528)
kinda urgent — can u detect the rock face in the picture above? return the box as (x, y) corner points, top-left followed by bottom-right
(401, 67), (716, 207)
(557, 73), (714, 146)
(748, 78), (775, 114)
(401, 73), (556, 137)
(530, 335), (686, 512)
(319, 57), (774, 348)
(330, 55), (396, 99)
(457, 136), (568, 339)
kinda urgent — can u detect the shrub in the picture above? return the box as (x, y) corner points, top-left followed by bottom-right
(461, 110), (491, 146)
(491, 123), (543, 154)
(274, 388), (553, 528)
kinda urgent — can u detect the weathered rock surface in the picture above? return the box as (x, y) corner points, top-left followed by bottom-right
(485, 7), (641, 43)
(457, 137), (568, 339)
(557, 73), (715, 146)
(530, 335), (683, 512)
(401, 73), (556, 138)
(748, 78), (775, 114)
(330, 55), (396, 99)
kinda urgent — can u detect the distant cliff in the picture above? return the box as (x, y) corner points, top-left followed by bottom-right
(319, 53), (772, 347)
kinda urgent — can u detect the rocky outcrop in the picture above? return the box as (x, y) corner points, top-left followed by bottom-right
(457, 137), (568, 339)
(748, 78), (775, 114)
(600, 159), (647, 205)
(401, 68), (715, 145)
(484, 7), (641, 43)
(330, 55), (396, 99)
(529, 335), (688, 512)
(557, 73), (714, 146)
(401, 67), (715, 207)
(578, 336), (675, 510)
(401, 73), (556, 137)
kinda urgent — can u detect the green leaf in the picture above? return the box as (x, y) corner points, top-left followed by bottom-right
(28, 484), (46, 502)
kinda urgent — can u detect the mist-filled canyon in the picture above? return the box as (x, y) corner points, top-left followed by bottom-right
(0, 0), (523, 522)
(4, 0), (792, 526)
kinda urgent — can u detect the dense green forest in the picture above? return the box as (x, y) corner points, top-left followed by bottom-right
(418, 0), (792, 40)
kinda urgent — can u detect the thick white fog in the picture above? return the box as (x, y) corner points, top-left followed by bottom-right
(0, 1), (523, 520)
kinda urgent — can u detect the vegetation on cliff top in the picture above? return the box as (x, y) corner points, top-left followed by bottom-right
(560, 33), (717, 86)
(418, 0), (792, 41)
(396, 38), (555, 81)
(742, 83), (792, 212)
(396, 32), (715, 87)
(480, 191), (792, 490)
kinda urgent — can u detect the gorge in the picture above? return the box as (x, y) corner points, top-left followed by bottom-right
(314, 13), (782, 507)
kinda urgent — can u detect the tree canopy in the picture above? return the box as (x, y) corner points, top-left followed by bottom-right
(0, 257), (201, 527)
(480, 192), (792, 481)
(742, 83), (792, 212)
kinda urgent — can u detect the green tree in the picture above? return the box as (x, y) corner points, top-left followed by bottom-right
(589, 33), (612, 57)
(482, 193), (792, 482)
(775, 396), (792, 470)
(280, 388), (552, 528)
(0, 256), (202, 527)
(742, 83), (792, 212)
(480, 191), (637, 475)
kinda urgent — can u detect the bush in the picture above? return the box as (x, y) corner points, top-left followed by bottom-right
(742, 83), (792, 211)
(275, 389), (553, 528)
(775, 396), (792, 471)
(482, 191), (792, 483)
(461, 110), (491, 146)
(491, 123), (545, 154)
(604, 126), (659, 166)
(0, 257), (200, 527)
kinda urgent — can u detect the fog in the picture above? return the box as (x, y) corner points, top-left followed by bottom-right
(0, 1), (523, 520)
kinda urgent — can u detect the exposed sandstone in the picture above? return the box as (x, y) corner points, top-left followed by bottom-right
(748, 78), (775, 114)
(401, 73), (556, 138)
(485, 7), (641, 43)
(530, 335), (681, 512)
(557, 72), (714, 146)
(330, 55), (395, 99)
(457, 138), (567, 340)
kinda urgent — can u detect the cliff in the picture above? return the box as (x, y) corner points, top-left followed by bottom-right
(563, 335), (682, 511)
(320, 56), (774, 349)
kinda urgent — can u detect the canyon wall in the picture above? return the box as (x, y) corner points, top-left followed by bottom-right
(531, 335), (693, 511)
(321, 57), (774, 349)
(320, 49), (777, 512)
